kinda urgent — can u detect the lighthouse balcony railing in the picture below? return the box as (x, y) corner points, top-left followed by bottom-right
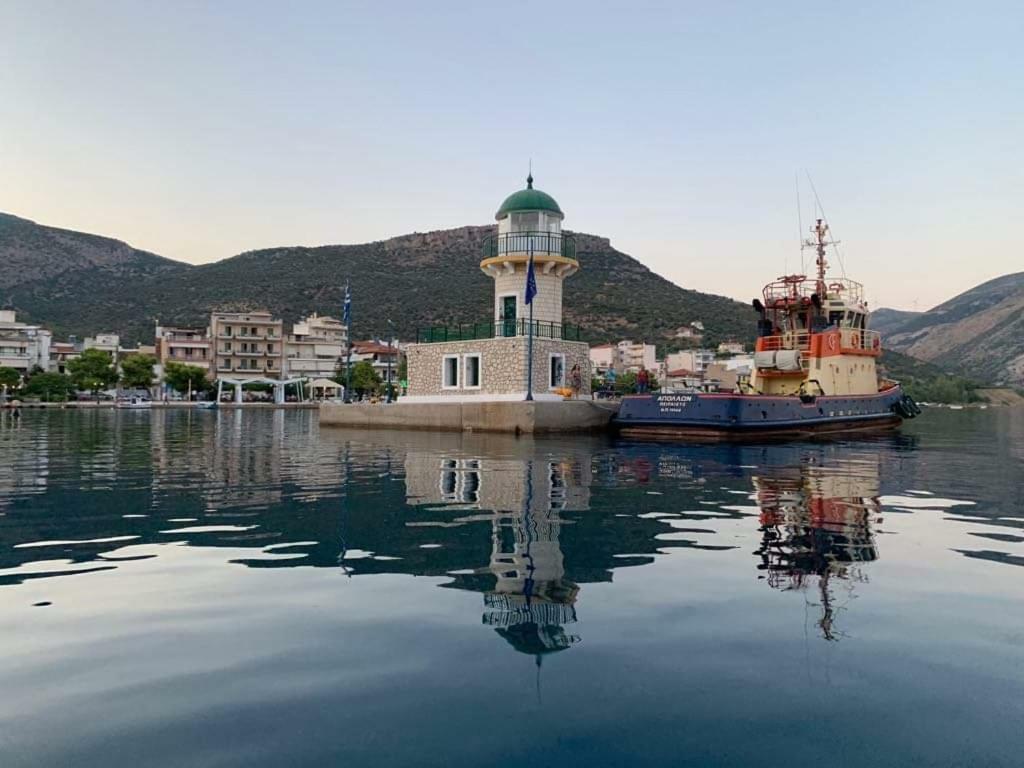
(416, 319), (584, 344)
(482, 232), (577, 262)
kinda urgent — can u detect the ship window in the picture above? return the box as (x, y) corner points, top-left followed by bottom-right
(828, 311), (844, 327)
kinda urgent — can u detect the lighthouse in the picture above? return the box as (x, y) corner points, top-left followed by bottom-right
(481, 173), (579, 337)
(402, 174), (592, 404)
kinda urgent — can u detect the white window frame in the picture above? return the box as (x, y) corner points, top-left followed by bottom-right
(463, 353), (482, 390)
(442, 354), (460, 389)
(549, 353), (566, 389)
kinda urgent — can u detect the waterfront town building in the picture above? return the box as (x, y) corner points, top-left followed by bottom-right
(84, 333), (121, 361)
(404, 174), (590, 401)
(665, 349), (716, 378)
(155, 323), (214, 377)
(717, 341), (746, 355)
(588, 344), (615, 375)
(615, 340), (657, 373)
(284, 314), (347, 379)
(210, 311), (284, 380)
(350, 340), (401, 389)
(48, 342), (77, 374)
(0, 310), (52, 376)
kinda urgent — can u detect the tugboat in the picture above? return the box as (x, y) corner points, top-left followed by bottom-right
(615, 219), (920, 439)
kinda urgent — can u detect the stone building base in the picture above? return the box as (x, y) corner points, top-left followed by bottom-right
(319, 399), (618, 434)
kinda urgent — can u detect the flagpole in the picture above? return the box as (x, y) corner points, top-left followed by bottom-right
(526, 243), (534, 402)
(344, 282), (353, 403)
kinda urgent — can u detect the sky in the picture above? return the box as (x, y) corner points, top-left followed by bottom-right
(1, 1), (1021, 311)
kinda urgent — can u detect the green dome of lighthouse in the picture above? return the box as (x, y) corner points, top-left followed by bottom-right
(495, 174), (563, 220)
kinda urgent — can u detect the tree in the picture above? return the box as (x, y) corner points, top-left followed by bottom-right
(120, 353), (157, 389)
(22, 372), (76, 402)
(350, 360), (382, 397)
(0, 366), (20, 391)
(163, 362), (211, 397)
(67, 348), (118, 396)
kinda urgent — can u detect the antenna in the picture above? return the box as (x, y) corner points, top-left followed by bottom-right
(805, 172), (847, 278)
(795, 172), (804, 275)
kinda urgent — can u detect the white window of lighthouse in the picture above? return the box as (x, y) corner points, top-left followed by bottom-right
(512, 212), (540, 232)
(442, 355), (459, 389)
(464, 354), (481, 389)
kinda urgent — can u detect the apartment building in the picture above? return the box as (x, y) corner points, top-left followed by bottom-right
(664, 349), (716, 377)
(616, 340), (657, 373)
(155, 324), (213, 375)
(350, 340), (402, 387)
(588, 344), (616, 374)
(84, 333), (121, 360)
(284, 313), (347, 379)
(210, 311), (284, 380)
(49, 342), (77, 374)
(0, 310), (52, 375)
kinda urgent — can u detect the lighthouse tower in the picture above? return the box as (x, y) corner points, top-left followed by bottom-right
(403, 174), (591, 404)
(481, 174), (579, 335)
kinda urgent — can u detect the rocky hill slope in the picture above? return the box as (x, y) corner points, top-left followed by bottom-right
(879, 272), (1024, 386)
(1, 214), (755, 348)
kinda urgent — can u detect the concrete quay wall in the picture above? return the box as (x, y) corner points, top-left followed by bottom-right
(319, 400), (618, 434)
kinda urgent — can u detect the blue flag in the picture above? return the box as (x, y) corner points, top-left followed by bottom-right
(525, 254), (537, 305)
(343, 283), (352, 325)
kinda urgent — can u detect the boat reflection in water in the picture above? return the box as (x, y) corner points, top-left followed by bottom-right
(753, 457), (881, 640)
(405, 448), (585, 661)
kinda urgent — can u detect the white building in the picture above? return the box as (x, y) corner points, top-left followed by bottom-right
(284, 313), (347, 379)
(616, 340), (657, 373)
(349, 340), (402, 387)
(717, 341), (746, 355)
(589, 344), (616, 374)
(84, 333), (121, 360)
(665, 349), (716, 377)
(0, 311), (52, 376)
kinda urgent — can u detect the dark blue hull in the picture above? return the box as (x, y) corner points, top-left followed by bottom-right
(614, 385), (906, 440)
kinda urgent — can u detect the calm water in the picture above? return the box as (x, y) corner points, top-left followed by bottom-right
(1, 408), (1022, 767)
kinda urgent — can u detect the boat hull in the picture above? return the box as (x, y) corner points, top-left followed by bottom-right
(614, 385), (906, 441)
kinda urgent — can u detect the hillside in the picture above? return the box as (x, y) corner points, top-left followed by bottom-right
(1, 216), (755, 348)
(882, 272), (1024, 386)
(870, 307), (921, 336)
(878, 350), (982, 404)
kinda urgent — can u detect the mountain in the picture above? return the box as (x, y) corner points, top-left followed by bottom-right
(879, 272), (1024, 386)
(870, 307), (922, 336)
(0, 213), (190, 340)
(878, 349), (982, 404)
(0, 215), (755, 348)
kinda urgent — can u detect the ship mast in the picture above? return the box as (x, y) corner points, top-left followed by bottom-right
(803, 218), (838, 296)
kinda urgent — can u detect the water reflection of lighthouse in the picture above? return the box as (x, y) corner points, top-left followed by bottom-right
(753, 458), (881, 641)
(483, 460), (581, 657)
(406, 448), (586, 657)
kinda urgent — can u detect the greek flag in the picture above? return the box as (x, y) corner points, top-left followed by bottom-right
(343, 283), (351, 325)
(525, 250), (537, 305)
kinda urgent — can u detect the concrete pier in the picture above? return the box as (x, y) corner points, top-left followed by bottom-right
(319, 399), (618, 434)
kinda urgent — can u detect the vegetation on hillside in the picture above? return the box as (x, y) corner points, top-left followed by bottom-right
(880, 350), (982, 404)
(3, 216), (755, 351)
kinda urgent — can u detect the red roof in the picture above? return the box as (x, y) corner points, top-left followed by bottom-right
(667, 368), (696, 377)
(353, 341), (399, 355)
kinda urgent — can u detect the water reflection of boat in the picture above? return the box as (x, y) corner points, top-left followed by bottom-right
(753, 458), (880, 640)
(115, 395), (152, 409)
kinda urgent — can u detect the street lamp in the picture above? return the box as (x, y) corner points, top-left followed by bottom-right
(385, 318), (395, 403)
